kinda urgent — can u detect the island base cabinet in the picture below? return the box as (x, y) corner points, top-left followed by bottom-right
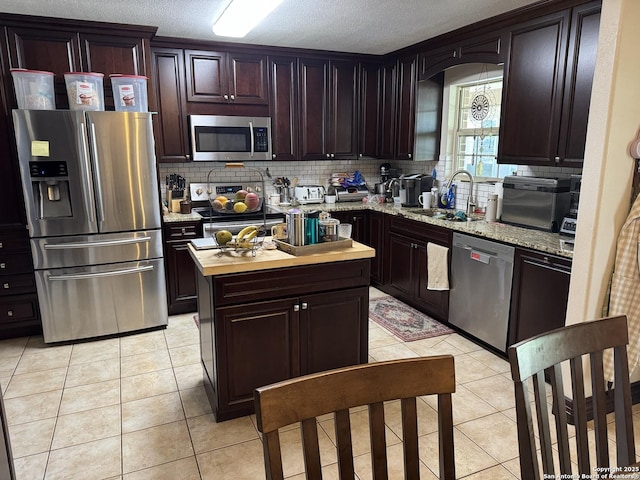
(198, 260), (370, 422)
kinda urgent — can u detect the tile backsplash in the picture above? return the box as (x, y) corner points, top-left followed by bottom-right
(158, 159), (581, 211)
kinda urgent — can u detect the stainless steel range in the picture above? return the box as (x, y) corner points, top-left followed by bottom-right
(190, 183), (285, 236)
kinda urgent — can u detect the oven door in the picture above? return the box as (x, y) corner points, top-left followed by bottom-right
(189, 115), (272, 161)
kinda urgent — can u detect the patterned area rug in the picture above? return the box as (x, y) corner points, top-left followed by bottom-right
(369, 296), (454, 342)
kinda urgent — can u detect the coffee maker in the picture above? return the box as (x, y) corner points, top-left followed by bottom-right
(400, 174), (434, 207)
(559, 175), (581, 236)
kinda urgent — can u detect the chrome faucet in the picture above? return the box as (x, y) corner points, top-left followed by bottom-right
(445, 169), (475, 215)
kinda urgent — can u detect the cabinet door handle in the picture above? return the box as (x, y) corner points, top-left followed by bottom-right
(554, 156), (561, 163)
(293, 304), (300, 312)
(230, 94), (235, 101)
(223, 94), (229, 100)
(0, 242), (3, 248)
(7, 310), (13, 317)
(301, 303), (308, 310)
(3, 283), (8, 289)
(0, 263), (5, 269)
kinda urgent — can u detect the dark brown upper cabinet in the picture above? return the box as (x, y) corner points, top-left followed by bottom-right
(4, 24), (154, 110)
(298, 57), (358, 160)
(395, 54), (417, 160)
(419, 32), (505, 81)
(268, 55), (299, 161)
(151, 47), (189, 162)
(375, 55), (418, 161)
(377, 60), (397, 160)
(185, 49), (268, 105)
(498, 1), (600, 166)
(358, 61), (382, 159)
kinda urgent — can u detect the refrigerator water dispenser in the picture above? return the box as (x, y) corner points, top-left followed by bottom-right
(29, 161), (72, 218)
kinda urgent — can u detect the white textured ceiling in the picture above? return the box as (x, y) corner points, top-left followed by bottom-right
(0, 0), (542, 55)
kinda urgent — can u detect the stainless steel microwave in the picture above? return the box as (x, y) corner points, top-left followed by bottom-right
(189, 115), (272, 161)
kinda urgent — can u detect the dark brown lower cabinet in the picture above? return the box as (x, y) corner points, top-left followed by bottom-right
(367, 211), (385, 285)
(198, 259), (370, 421)
(508, 247), (572, 346)
(329, 209), (368, 243)
(382, 216), (451, 322)
(0, 226), (40, 339)
(163, 220), (203, 315)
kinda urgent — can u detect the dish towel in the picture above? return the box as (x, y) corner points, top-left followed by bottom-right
(427, 242), (449, 290)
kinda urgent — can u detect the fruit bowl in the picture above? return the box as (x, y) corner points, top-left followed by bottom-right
(209, 191), (263, 214)
(213, 226), (263, 256)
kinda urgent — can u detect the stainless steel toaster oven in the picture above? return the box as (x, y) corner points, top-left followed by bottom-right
(501, 176), (571, 232)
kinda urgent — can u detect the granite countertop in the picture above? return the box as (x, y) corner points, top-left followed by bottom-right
(163, 201), (574, 259)
(188, 239), (375, 276)
(268, 201), (574, 259)
(163, 211), (203, 223)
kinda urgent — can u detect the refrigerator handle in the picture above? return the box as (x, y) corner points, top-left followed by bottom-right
(78, 119), (96, 224)
(249, 121), (255, 158)
(44, 236), (152, 249)
(48, 264), (154, 281)
(88, 122), (105, 227)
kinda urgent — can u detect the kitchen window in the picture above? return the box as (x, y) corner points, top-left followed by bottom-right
(441, 64), (516, 181)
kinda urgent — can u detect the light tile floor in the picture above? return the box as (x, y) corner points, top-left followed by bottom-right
(1, 287), (635, 479)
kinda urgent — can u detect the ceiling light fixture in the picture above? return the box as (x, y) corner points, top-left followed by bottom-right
(212, 0), (283, 38)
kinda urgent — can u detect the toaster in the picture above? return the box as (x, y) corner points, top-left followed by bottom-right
(294, 185), (325, 204)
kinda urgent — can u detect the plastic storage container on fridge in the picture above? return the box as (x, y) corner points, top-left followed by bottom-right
(10, 69), (56, 110)
(64, 72), (104, 111)
(109, 74), (148, 112)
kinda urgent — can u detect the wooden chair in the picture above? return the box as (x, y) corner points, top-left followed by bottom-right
(254, 356), (456, 480)
(508, 315), (636, 480)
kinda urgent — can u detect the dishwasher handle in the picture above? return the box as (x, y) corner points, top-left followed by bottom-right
(458, 244), (496, 265)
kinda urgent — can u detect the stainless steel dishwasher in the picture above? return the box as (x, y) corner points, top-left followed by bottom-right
(449, 232), (515, 353)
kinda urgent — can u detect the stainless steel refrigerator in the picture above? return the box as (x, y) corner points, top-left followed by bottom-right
(13, 110), (167, 343)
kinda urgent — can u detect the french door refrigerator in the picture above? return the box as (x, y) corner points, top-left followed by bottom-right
(13, 110), (167, 343)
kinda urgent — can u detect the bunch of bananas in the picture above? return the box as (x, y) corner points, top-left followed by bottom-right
(227, 225), (259, 249)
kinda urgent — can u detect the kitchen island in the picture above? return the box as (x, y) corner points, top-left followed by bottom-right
(189, 239), (375, 421)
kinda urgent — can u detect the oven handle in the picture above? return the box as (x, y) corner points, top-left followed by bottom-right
(249, 121), (255, 158)
(48, 265), (154, 281)
(44, 236), (152, 249)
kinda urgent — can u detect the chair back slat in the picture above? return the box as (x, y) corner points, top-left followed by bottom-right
(438, 393), (455, 480)
(400, 397), (420, 480)
(334, 409), (356, 479)
(548, 365), (571, 473)
(614, 345), (635, 466)
(570, 355), (591, 474)
(589, 350), (610, 469)
(263, 431), (285, 480)
(508, 316), (636, 480)
(301, 417), (323, 480)
(368, 402), (388, 480)
(533, 372), (554, 474)
(254, 356), (456, 480)
(513, 380), (538, 480)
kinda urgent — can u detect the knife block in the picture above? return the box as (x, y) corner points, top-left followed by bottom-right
(167, 189), (185, 213)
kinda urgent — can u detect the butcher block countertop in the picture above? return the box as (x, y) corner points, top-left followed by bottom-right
(188, 239), (375, 276)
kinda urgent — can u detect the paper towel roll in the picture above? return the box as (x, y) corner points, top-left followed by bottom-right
(486, 193), (498, 222)
(494, 182), (503, 219)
